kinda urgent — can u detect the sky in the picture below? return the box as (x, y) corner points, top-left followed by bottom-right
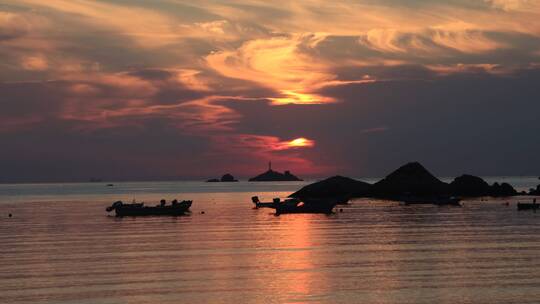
(1, 0), (540, 182)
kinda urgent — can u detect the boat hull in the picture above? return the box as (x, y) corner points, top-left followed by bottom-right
(254, 202), (278, 209)
(110, 201), (192, 217)
(252, 196), (337, 214)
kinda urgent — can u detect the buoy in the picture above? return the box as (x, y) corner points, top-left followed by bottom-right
(8, 213), (12, 218)
(201, 211), (205, 214)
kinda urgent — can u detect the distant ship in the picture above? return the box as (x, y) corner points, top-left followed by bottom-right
(248, 162), (302, 182)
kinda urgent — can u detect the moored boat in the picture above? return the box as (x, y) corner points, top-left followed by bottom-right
(251, 196), (337, 215)
(251, 196), (279, 209)
(106, 199), (192, 217)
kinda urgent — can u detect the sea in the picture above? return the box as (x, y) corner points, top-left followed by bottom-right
(1, 177), (539, 304)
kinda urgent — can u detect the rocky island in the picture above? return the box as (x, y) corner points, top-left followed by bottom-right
(289, 175), (370, 200)
(206, 173), (238, 182)
(529, 184), (540, 195)
(289, 161), (522, 202)
(249, 162), (302, 181)
(370, 162), (449, 198)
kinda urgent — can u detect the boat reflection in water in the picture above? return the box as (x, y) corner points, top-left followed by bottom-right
(396, 195), (462, 206)
(517, 198), (539, 211)
(106, 199), (192, 217)
(251, 196), (337, 215)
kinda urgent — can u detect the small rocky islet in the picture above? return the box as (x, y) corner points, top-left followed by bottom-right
(206, 173), (238, 182)
(248, 162), (302, 181)
(248, 169), (302, 182)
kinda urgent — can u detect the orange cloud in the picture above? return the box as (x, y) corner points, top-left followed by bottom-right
(485, 0), (539, 12)
(426, 63), (505, 75)
(360, 26), (504, 55)
(430, 26), (505, 54)
(14, 0), (181, 48)
(174, 69), (211, 92)
(20, 55), (48, 71)
(206, 34), (374, 105)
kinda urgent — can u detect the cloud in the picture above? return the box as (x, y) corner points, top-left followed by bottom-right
(13, 0), (183, 48)
(426, 63), (503, 75)
(20, 55), (49, 71)
(0, 11), (30, 40)
(207, 34), (375, 105)
(206, 35), (332, 104)
(485, 0), (537, 11)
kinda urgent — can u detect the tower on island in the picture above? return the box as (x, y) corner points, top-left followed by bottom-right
(248, 162), (302, 181)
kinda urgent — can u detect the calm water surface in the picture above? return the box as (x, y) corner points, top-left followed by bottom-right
(1, 179), (539, 304)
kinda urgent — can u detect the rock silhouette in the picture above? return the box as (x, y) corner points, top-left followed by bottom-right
(490, 182), (517, 197)
(220, 174), (238, 182)
(206, 173), (238, 182)
(531, 184), (540, 195)
(289, 176), (371, 200)
(450, 174), (491, 196)
(449, 175), (518, 197)
(249, 170), (302, 181)
(370, 162), (449, 197)
(288, 161), (523, 201)
(249, 163), (302, 181)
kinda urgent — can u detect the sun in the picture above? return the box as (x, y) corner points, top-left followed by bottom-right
(288, 138), (315, 148)
(269, 90), (335, 105)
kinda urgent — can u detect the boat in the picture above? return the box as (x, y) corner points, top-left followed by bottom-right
(106, 199), (192, 217)
(251, 196), (337, 215)
(251, 196), (280, 209)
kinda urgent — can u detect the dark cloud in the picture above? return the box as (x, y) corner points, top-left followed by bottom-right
(127, 69), (174, 80)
